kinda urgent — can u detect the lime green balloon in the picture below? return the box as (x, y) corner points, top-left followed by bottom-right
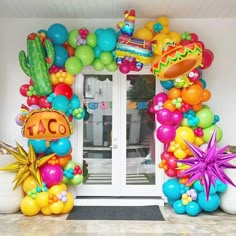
(93, 58), (105, 71)
(65, 57), (83, 74)
(196, 107), (214, 128)
(181, 118), (189, 127)
(106, 61), (118, 72)
(86, 33), (97, 48)
(203, 125), (223, 143)
(100, 52), (113, 65)
(75, 45), (95, 66)
(68, 29), (79, 48)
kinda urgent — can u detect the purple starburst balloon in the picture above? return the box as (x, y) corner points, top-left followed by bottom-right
(178, 129), (236, 201)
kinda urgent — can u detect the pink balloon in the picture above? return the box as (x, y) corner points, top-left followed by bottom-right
(156, 108), (172, 125)
(153, 92), (168, 104)
(201, 49), (214, 70)
(171, 110), (183, 125)
(40, 164), (63, 188)
(119, 64), (131, 74)
(156, 125), (176, 144)
(187, 68), (201, 83)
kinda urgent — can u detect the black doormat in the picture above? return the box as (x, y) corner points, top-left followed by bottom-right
(66, 206), (165, 221)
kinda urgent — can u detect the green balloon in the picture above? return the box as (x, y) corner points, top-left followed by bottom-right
(196, 108), (214, 128)
(65, 57), (83, 74)
(75, 45), (95, 66)
(71, 175), (84, 185)
(181, 118), (189, 127)
(100, 52), (113, 65)
(86, 33), (97, 48)
(203, 125), (223, 143)
(106, 61), (118, 72)
(93, 58), (105, 71)
(68, 29), (79, 48)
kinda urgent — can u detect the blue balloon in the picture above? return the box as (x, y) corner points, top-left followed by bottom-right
(28, 139), (48, 153)
(197, 192), (220, 212)
(216, 179), (227, 193)
(54, 45), (69, 67)
(52, 95), (69, 112)
(160, 80), (174, 90)
(94, 46), (102, 58)
(95, 28), (103, 36)
(173, 200), (186, 214)
(69, 95), (80, 109)
(50, 138), (71, 156)
(98, 30), (117, 52)
(47, 23), (68, 45)
(185, 202), (201, 216)
(193, 180), (204, 192)
(167, 198), (175, 206)
(162, 179), (181, 200)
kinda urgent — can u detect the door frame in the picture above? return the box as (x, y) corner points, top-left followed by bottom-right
(71, 66), (165, 204)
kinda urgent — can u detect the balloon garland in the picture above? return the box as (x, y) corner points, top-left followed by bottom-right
(0, 9), (235, 217)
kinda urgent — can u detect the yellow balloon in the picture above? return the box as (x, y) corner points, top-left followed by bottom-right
(168, 31), (181, 43)
(64, 73), (75, 85)
(22, 176), (38, 193)
(134, 28), (153, 41)
(58, 183), (68, 191)
(41, 206), (52, 215)
(174, 148), (187, 159)
(20, 196), (40, 216)
(157, 16), (169, 26)
(48, 184), (65, 195)
(61, 193), (74, 214)
(160, 26), (170, 34)
(176, 127), (195, 145)
(49, 201), (64, 214)
(194, 137), (205, 147)
(151, 55), (161, 66)
(145, 21), (155, 34)
(35, 192), (49, 208)
(151, 34), (171, 55)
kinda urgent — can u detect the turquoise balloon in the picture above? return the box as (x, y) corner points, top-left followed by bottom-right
(75, 45), (95, 65)
(50, 138), (71, 156)
(196, 107), (214, 128)
(52, 95), (69, 113)
(94, 46), (102, 58)
(28, 139), (48, 153)
(203, 125), (223, 143)
(54, 45), (68, 67)
(160, 80), (174, 90)
(98, 30), (117, 52)
(47, 23), (68, 45)
(193, 180), (204, 192)
(185, 202), (201, 216)
(162, 179), (181, 200)
(173, 200), (186, 214)
(65, 57), (83, 74)
(197, 192), (220, 212)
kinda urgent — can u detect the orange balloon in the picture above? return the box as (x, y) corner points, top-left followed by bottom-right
(192, 102), (203, 112)
(163, 99), (176, 112)
(202, 89), (211, 102)
(182, 84), (203, 105)
(168, 87), (182, 100)
(57, 154), (72, 167)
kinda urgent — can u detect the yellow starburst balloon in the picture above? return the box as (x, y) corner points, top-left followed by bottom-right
(0, 142), (55, 190)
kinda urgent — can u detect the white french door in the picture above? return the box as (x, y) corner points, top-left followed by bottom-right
(72, 67), (164, 204)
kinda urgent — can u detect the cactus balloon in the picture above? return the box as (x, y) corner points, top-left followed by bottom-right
(19, 33), (55, 96)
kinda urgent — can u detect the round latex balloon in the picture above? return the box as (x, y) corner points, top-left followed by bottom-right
(47, 23), (68, 45)
(54, 83), (73, 100)
(65, 57), (83, 74)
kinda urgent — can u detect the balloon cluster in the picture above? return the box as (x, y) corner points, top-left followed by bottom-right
(21, 177), (74, 216)
(163, 178), (227, 216)
(146, 22), (233, 215)
(66, 27), (118, 74)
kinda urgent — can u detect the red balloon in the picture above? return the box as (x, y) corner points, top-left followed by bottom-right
(54, 83), (73, 100)
(165, 168), (177, 177)
(166, 156), (177, 169)
(27, 96), (40, 106)
(38, 96), (52, 108)
(190, 33), (198, 42)
(20, 84), (30, 97)
(201, 49), (214, 70)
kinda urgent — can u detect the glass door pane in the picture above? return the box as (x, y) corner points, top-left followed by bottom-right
(83, 75), (113, 185)
(126, 74), (156, 185)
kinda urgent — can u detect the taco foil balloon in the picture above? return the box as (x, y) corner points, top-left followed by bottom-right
(151, 41), (202, 80)
(19, 33), (55, 96)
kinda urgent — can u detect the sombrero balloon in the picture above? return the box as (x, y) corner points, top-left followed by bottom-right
(151, 41), (202, 80)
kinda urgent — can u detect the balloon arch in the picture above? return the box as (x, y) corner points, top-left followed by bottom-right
(1, 9), (236, 217)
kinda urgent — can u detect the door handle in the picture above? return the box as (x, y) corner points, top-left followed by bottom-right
(109, 145), (117, 149)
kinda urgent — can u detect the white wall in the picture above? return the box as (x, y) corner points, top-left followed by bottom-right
(0, 18), (236, 148)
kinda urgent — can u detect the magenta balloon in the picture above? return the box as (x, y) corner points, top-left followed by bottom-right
(172, 110), (183, 125)
(156, 125), (176, 143)
(40, 164), (63, 188)
(153, 92), (168, 104)
(156, 108), (172, 125)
